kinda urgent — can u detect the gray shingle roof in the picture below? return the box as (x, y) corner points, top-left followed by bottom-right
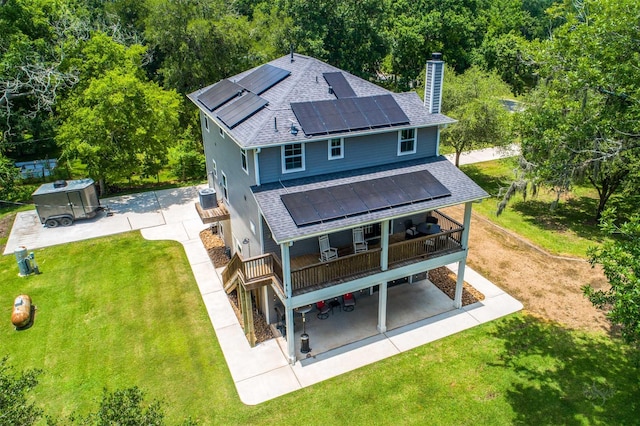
(253, 156), (489, 243)
(187, 54), (456, 149)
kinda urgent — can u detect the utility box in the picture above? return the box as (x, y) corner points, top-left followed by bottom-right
(14, 246), (32, 276)
(199, 187), (218, 209)
(32, 178), (101, 228)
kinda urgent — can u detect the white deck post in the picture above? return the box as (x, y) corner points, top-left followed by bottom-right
(454, 202), (473, 308)
(280, 242), (296, 363)
(377, 281), (388, 333)
(380, 220), (390, 271)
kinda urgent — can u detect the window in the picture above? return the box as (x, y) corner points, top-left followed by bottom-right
(282, 143), (305, 172)
(328, 138), (344, 160)
(398, 128), (416, 155)
(250, 220), (256, 235)
(204, 116), (209, 132)
(211, 159), (217, 178)
(240, 149), (248, 173)
(221, 172), (229, 202)
(219, 126), (225, 138)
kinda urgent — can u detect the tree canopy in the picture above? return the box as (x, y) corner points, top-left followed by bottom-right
(583, 211), (640, 346)
(501, 0), (640, 220)
(440, 66), (513, 166)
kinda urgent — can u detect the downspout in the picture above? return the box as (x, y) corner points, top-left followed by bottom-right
(253, 148), (261, 187)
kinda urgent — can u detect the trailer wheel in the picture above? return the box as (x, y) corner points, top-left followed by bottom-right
(45, 219), (59, 228)
(60, 217), (73, 226)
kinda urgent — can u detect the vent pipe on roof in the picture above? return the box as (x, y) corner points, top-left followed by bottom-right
(424, 52), (444, 114)
(290, 124), (298, 135)
(274, 117), (278, 132)
(290, 44), (294, 62)
(328, 86), (333, 95)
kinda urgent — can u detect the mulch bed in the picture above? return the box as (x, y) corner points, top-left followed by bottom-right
(198, 229), (484, 344)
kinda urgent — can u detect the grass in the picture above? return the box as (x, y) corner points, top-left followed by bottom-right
(1, 233), (638, 424)
(461, 158), (611, 258)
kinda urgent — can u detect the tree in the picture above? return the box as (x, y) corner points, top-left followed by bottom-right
(0, 356), (43, 426)
(583, 211), (640, 346)
(500, 0), (640, 220)
(0, 153), (21, 201)
(56, 34), (181, 193)
(440, 66), (513, 166)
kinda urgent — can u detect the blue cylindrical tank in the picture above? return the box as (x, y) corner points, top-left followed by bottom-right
(14, 246), (32, 276)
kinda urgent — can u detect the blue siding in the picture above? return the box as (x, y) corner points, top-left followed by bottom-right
(201, 113), (262, 254)
(258, 127), (439, 184)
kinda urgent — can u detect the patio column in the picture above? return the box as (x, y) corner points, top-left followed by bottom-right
(281, 243), (292, 298)
(285, 306), (296, 364)
(380, 220), (390, 271)
(377, 282), (388, 333)
(454, 202), (473, 308)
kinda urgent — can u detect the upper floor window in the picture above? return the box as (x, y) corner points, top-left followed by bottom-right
(241, 149), (248, 173)
(328, 138), (344, 160)
(282, 143), (305, 173)
(219, 126), (225, 138)
(221, 172), (229, 202)
(398, 128), (416, 155)
(204, 116), (210, 132)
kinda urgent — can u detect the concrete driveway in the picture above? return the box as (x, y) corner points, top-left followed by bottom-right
(3, 185), (208, 255)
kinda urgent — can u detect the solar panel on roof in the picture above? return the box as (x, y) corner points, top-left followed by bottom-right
(216, 93), (268, 128)
(336, 98), (369, 130)
(291, 95), (409, 136)
(291, 102), (327, 135)
(197, 79), (242, 111)
(355, 96), (390, 127)
(238, 64), (290, 95)
(375, 94), (410, 125)
(317, 101), (348, 133)
(281, 170), (450, 226)
(323, 72), (357, 98)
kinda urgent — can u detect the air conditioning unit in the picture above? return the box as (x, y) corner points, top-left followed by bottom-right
(199, 188), (218, 209)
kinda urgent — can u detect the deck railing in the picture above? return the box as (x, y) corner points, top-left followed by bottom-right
(222, 210), (463, 297)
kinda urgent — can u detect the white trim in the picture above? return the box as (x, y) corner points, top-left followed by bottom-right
(281, 143), (306, 173)
(397, 128), (417, 155)
(204, 115), (210, 132)
(253, 148), (261, 186)
(219, 126), (225, 138)
(327, 137), (344, 160)
(241, 148), (249, 174)
(250, 220), (256, 235)
(221, 171), (229, 203)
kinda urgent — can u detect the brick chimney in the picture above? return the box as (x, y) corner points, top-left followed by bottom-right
(424, 53), (444, 114)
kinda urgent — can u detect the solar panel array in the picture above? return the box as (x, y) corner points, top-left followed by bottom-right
(197, 79), (242, 111)
(281, 170), (451, 226)
(291, 94), (409, 136)
(238, 64), (291, 95)
(323, 72), (356, 98)
(217, 93), (269, 129)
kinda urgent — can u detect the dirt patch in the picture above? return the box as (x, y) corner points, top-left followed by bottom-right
(442, 205), (610, 334)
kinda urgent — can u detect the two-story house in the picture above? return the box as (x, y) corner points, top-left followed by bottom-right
(188, 52), (488, 364)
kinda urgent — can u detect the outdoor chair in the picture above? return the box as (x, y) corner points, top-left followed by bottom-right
(342, 293), (356, 311)
(352, 227), (368, 253)
(404, 219), (418, 240)
(316, 301), (331, 319)
(318, 235), (338, 262)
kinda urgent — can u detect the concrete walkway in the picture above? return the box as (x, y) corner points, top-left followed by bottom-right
(4, 145), (522, 405)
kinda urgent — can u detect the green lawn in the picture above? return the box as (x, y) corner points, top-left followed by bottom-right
(462, 158), (611, 258)
(1, 233), (637, 424)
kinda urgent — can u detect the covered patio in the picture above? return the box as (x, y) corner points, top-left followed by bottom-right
(281, 274), (459, 359)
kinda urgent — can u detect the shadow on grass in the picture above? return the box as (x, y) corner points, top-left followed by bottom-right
(492, 316), (639, 425)
(461, 164), (513, 197)
(510, 197), (606, 242)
